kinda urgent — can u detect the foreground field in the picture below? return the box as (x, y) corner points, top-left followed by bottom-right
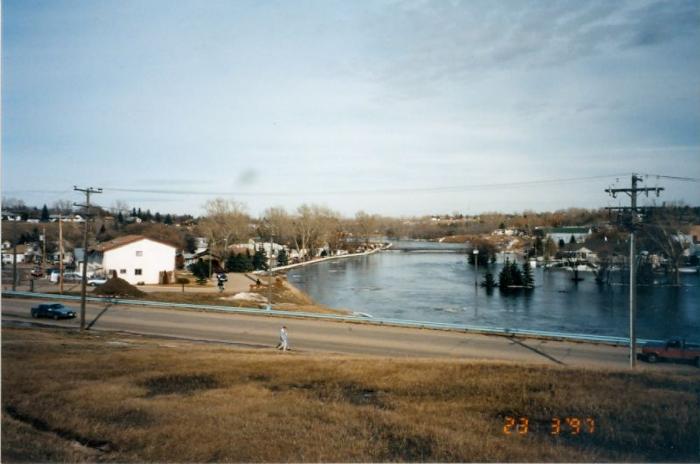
(2, 328), (698, 462)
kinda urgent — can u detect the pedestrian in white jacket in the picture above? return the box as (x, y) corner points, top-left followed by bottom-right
(276, 325), (289, 351)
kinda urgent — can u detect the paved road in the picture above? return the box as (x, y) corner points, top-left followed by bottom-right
(1, 297), (694, 372)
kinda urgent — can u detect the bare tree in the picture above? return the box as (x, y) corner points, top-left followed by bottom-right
(291, 204), (340, 259)
(51, 200), (74, 215)
(199, 198), (251, 258)
(259, 206), (293, 245)
(640, 223), (689, 286)
(354, 211), (379, 245)
(109, 200), (130, 216)
(2, 197), (26, 210)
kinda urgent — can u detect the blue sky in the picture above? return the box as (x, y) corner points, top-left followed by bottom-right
(2, 0), (699, 217)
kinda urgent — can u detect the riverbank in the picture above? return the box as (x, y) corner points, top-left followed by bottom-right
(268, 244), (390, 272)
(2, 327), (698, 462)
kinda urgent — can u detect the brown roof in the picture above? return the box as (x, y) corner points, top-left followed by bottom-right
(92, 235), (177, 253)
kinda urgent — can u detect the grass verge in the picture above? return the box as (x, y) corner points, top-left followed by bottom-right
(2, 327), (698, 462)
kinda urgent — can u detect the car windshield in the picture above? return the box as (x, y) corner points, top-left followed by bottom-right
(49, 304), (64, 309)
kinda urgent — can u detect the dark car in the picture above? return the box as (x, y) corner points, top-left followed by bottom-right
(31, 303), (76, 320)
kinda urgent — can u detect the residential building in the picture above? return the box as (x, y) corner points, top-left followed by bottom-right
(545, 226), (592, 244)
(1, 211), (22, 221)
(1, 244), (27, 264)
(89, 235), (177, 285)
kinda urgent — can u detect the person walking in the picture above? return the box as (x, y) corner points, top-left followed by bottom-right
(276, 325), (290, 351)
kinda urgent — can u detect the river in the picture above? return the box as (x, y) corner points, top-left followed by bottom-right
(287, 245), (700, 340)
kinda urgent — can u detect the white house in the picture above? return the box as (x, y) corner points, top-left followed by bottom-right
(90, 235), (177, 285)
(545, 227), (592, 244)
(1, 211), (22, 221)
(1, 244), (28, 264)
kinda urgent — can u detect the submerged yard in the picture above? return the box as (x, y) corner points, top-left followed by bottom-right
(2, 327), (698, 462)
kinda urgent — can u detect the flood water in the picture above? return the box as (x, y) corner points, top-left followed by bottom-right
(287, 246), (700, 340)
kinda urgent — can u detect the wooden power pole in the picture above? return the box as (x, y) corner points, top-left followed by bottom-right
(74, 186), (102, 331)
(59, 214), (64, 294)
(605, 174), (664, 368)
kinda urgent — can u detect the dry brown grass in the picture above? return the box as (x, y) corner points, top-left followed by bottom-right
(2, 327), (698, 463)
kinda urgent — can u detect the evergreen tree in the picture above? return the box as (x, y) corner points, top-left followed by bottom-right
(252, 247), (268, 271)
(164, 214), (173, 225)
(498, 259), (513, 289)
(569, 234), (576, 244)
(522, 260), (534, 288)
(117, 211), (125, 224)
(225, 253), (254, 272)
(98, 224), (106, 235)
(132, 207), (137, 218)
(189, 259), (210, 284)
(155, 212), (162, 222)
(40, 204), (50, 222)
(510, 260), (524, 287)
(481, 271), (496, 289)
(277, 248), (289, 266)
(498, 259), (526, 291)
(558, 238), (566, 249)
(185, 235), (197, 253)
(137, 207), (142, 219)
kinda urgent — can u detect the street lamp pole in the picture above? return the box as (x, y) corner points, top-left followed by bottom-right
(473, 249), (479, 287)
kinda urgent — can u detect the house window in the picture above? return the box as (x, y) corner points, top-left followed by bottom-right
(135, 269), (142, 276)
(120, 269), (127, 274)
(136, 251), (143, 256)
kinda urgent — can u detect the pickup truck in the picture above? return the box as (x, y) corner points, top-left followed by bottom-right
(641, 338), (700, 367)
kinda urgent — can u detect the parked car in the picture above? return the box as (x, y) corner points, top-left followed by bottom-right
(87, 277), (108, 286)
(62, 272), (84, 282)
(31, 303), (76, 320)
(641, 338), (700, 367)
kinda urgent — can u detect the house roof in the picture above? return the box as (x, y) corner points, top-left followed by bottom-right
(92, 235), (177, 252)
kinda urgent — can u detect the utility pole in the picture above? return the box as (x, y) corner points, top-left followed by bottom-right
(12, 222), (18, 291)
(59, 214), (64, 294)
(74, 186), (102, 331)
(605, 174), (664, 368)
(42, 225), (47, 274)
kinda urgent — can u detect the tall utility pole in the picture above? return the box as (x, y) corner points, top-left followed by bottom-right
(605, 174), (664, 368)
(42, 225), (47, 274)
(11, 220), (18, 291)
(74, 186), (102, 331)
(59, 214), (64, 294)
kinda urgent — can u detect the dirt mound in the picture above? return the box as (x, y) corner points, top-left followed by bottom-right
(93, 277), (145, 298)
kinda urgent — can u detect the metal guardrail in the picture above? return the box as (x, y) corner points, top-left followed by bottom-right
(2, 290), (663, 346)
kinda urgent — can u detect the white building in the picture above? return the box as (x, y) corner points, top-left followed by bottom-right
(90, 235), (177, 285)
(545, 227), (592, 244)
(1, 211), (22, 221)
(1, 244), (28, 264)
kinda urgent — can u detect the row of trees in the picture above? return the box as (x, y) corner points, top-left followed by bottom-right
(481, 260), (534, 292)
(198, 199), (388, 263)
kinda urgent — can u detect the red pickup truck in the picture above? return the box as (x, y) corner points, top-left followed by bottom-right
(641, 338), (700, 367)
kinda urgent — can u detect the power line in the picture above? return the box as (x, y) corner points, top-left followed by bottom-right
(640, 174), (700, 183)
(100, 173), (631, 197)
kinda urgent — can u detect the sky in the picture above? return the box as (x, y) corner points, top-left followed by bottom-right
(2, 0), (699, 217)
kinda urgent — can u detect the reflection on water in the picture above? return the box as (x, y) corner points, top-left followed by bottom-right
(288, 251), (700, 339)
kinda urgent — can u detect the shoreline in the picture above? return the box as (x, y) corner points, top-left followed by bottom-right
(266, 243), (390, 273)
